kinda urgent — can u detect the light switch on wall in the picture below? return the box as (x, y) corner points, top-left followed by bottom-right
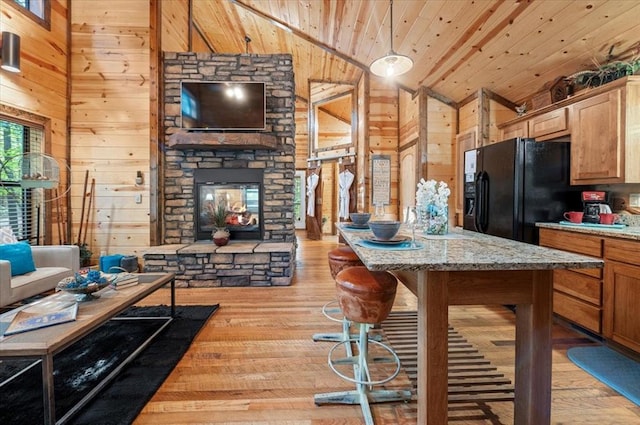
(135, 194), (142, 204)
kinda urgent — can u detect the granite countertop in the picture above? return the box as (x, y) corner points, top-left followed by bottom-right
(536, 222), (640, 241)
(338, 224), (603, 272)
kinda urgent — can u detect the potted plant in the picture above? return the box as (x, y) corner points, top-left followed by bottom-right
(570, 56), (640, 89)
(210, 203), (230, 246)
(77, 243), (93, 267)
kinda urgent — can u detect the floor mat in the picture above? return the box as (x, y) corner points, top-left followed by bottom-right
(567, 345), (640, 406)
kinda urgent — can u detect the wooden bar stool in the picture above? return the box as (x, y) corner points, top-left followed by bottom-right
(314, 266), (412, 424)
(328, 246), (363, 279)
(313, 246), (364, 343)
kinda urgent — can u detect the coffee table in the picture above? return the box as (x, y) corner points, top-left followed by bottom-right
(0, 272), (175, 425)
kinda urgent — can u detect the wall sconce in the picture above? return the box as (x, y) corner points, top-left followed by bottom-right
(135, 170), (144, 185)
(0, 32), (21, 73)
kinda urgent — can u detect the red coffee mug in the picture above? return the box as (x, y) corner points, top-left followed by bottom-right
(563, 211), (584, 223)
(599, 213), (618, 225)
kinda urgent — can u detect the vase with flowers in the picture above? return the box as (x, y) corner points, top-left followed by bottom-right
(209, 203), (230, 246)
(416, 179), (450, 235)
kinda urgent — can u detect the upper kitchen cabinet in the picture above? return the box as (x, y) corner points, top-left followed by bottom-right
(570, 77), (640, 184)
(500, 120), (528, 140)
(499, 108), (570, 141)
(529, 108), (569, 141)
(570, 90), (622, 184)
(498, 76), (640, 185)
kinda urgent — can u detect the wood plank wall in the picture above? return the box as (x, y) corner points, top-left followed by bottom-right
(356, 76), (368, 212)
(398, 90), (419, 213)
(0, 0), (69, 245)
(69, 0), (152, 261)
(459, 98), (479, 137)
(426, 97), (456, 186)
(367, 77), (399, 219)
(294, 98), (309, 170)
(426, 96), (456, 226)
(398, 89), (456, 221)
(161, 0), (189, 52)
(489, 100), (517, 144)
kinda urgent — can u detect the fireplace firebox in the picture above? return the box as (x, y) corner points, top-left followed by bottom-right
(195, 169), (264, 241)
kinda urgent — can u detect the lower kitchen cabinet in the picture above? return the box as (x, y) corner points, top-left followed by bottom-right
(540, 227), (640, 354)
(553, 269), (602, 333)
(604, 239), (640, 353)
(539, 228), (604, 333)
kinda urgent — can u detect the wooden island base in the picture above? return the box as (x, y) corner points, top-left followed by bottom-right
(394, 269), (552, 424)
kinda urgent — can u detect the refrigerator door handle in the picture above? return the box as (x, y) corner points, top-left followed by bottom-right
(480, 171), (489, 232)
(475, 171), (489, 233)
(474, 171), (484, 232)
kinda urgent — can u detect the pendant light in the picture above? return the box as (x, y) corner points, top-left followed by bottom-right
(370, 0), (413, 78)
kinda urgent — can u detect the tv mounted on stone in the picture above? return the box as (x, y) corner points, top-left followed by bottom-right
(180, 81), (266, 130)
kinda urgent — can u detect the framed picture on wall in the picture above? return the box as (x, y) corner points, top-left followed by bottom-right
(371, 155), (391, 207)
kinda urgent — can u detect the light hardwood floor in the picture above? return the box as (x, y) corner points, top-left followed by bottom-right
(135, 233), (640, 424)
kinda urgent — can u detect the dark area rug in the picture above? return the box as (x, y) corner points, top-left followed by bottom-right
(0, 304), (218, 425)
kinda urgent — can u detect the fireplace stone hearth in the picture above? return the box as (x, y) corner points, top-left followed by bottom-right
(143, 241), (295, 287)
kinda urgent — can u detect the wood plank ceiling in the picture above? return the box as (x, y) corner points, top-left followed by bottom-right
(193, 0), (640, 105)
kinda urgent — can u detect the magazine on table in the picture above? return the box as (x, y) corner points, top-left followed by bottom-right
(2, 298), (79, 336)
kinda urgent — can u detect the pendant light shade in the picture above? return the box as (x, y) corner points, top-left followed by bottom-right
(370, 0), (413, 78)
(370, 53), (414, 78)
(1, 31), (21, 73)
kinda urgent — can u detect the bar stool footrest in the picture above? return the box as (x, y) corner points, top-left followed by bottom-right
(312, 332), (383, 343)
(312, 332), (359, 342)
(314, 389), (412, 405)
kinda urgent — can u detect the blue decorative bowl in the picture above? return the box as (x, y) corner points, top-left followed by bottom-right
(57, 272), (117, 301)
(368, 220), (401, 241)
(350, 212), (371, 225)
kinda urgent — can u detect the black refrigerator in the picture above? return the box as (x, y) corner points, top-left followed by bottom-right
(462, 137), (583, 244)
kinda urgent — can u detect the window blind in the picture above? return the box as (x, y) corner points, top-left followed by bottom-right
(0, 117), (45, 244)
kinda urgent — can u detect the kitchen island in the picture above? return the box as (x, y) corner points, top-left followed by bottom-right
(337, 224), (603, 425)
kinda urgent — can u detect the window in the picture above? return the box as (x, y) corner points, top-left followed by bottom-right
(0, 117), (45, 243)
(12, 0), (50, 29)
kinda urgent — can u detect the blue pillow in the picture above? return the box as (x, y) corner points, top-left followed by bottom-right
(100, 254), (124, 273)
(0, 242), (37, 276)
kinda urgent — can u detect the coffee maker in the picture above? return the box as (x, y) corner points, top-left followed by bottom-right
(582, 191), (610, 223)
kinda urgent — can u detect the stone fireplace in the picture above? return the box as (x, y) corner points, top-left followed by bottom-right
(143, 52), (296, 287)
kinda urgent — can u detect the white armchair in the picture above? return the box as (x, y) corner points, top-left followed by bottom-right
(0, 244), (80, 308)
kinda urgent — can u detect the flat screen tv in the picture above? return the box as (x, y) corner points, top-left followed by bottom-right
(180, 81), (266, 130)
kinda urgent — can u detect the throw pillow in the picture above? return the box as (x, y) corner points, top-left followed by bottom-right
(0, 226), (18, 244)
(0, 242), (37, 276)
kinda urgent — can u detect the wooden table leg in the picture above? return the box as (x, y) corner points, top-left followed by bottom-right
(417, 270), (450, 424)
(514, 270), (553, 425)
(42, 354), (55, 425)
